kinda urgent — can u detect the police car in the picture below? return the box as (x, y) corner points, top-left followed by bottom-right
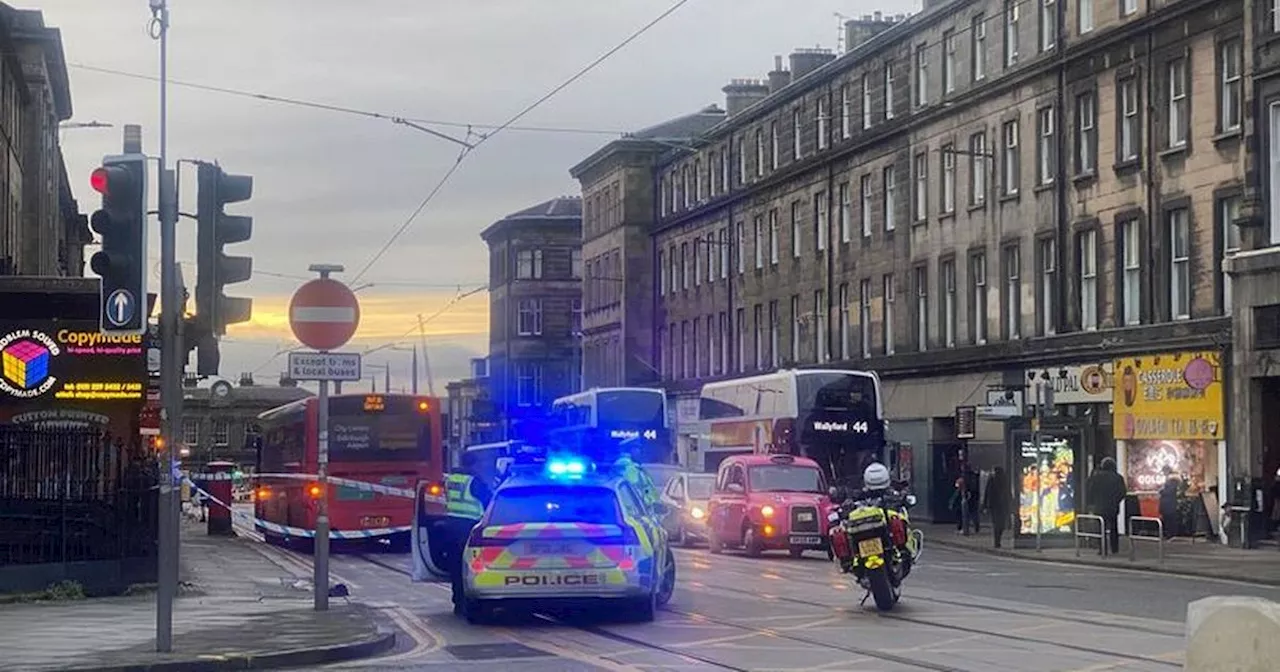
(456, 454), (676, 624)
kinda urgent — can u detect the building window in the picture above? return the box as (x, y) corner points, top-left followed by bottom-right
(707, 152), (717, 198)
(1223, 195), (1242, 314)
(790, 295), (802, 362)
(668, 246), (677, 295)
(736, 309), (746, 372)
(768, 210), (779, 265)
(1122, 0), (1137, 16)
(212, 419), (230, 445)
(1079, 230), (1098, 331)
(718, 228), (729, 279)
(1040, 0), (1056, 52)
(1004, 245), (1021, 339)
(753, 304), (764, 370)
(183, 418), (199, 446)
(1076, 92), (1096, 174)
(1039, 238), (1056, 335)
(914, 266), (928, 351)
(883, 166), (897, 231)
(883, 274), (896, 355)
(941, 146), (956, 214)
(682, 321), (691, 378)
(791, 201), (803, 258)
(724, 146), (733, 191)
(756, 129), (766, 176)
(1119, 77), (1140, 162)
(943, 30), (957, 94)
(571, 298), (583, 336)
(1079, 0), (1094, 32)
(769, 122), (779, 171)
(915, 44), (929, 107)
(913, 152), (928, 222)
(753, 216), (764, 269)
(817, 97), (829, 150)
(516, 363), (542, 406)
(694, 159), (703, 202)
(692, 318), (701, 376)
(738, 136), (747, 184)
(571, 248), (582, 279)
(682, 167), (691, 208)
(792, 109), (803, 159)
(861, 74), (873, 129)
(971, 251), (988, 344)
(815, 289), (828, 362)
(1002, 120), (1020, 196)
(517, 299), (543, 336)
(705, 235), (714, 283)
(1037, 106), (1055, 185)
(859, 279), (872, 357)
(884, 62), (895, 120)
(970, 132), (988, 205)
(1220, 40), (1243, 133)
(657, 327), (667, 378)
(814, 192), (828, 252)
(972, 13), (987, 81)
(680, 242), (689, 289)
(1005, 1), (1020, 67)
(838, 182), (851, 243)
(693, 237), (702, 287)
(658, 250), (666, 295)
(736, 222), (745, 274)
(1170, 208), (1191, 319)
(1168, 57), (1189, 148)
(942, 259), (957, 347)
(768, 300), (780, 367)
(1120, 218), (1141, 325)
(516, 249), (543, 279)
(838, 282), (851, 359)
(719, 312), (729, 373)
(860, 174), (873, 237)
(840, 85), (851, 139)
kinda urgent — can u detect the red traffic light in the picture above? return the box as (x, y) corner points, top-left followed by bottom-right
(90, 167), (110, 195)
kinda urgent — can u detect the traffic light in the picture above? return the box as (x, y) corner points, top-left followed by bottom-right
(195, 162), (253, 337)
(89, 154), (147, 334)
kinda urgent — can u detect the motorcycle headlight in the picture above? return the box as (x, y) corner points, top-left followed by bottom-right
(689, 506), (706, 520)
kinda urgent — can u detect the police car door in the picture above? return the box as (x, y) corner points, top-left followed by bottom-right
(618, 481), (666, 561)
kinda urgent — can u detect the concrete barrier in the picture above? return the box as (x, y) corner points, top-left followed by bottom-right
(1185, 596), (1280, 671)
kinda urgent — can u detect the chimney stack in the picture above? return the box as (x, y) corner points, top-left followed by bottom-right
(789, 47), (836, 81)
(767, 55), (791, 93)
(722, 79), (770, 117)
(844, 12), (900, 54)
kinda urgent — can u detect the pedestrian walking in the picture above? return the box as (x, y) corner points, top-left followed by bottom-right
(984, 467), (1011, 548)
(1085, 457), (1127, 554)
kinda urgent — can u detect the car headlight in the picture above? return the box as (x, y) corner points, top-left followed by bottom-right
(689, 506), (705, 520)
(760, 505), (775, 518)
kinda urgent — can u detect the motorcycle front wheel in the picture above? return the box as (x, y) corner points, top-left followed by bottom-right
(867, 565), (900, 611)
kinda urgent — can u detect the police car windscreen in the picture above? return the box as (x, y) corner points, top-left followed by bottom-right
(748, 465), (824, 493)
(487, 486), (622, 526)
(686, 475), (714, 499)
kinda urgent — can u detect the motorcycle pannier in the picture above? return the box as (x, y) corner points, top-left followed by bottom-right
(829, 528), (854, 560)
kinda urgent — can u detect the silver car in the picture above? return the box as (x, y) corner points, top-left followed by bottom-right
(660, 472), (716, 547)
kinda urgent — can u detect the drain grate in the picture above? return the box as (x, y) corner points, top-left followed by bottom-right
(445, 643), (553, 661)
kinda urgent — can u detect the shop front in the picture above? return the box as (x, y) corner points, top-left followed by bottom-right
(1113, 350), (1226, 541)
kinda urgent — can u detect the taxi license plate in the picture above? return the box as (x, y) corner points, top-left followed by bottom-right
(858, 538), (884, 556)
(790, 535), (822, 546)
(797, 512), (814, 522)
(360, 516), (390, 528)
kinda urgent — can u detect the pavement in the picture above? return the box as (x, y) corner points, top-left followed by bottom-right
(924, 522), (1280, 586)
(0, 518), (394, 672)
(223, 517), (1280, 672)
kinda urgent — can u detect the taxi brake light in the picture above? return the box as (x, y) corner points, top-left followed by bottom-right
(426, 482), (443, 497)
(256, 487), (270, 500)
(416, 399), (430, 412)
(308, 484), (322, 498)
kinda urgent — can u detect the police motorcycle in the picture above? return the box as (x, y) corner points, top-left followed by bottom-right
(826, 462), (924, 612)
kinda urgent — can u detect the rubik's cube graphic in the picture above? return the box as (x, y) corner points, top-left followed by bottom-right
(2, 340), (50, 389)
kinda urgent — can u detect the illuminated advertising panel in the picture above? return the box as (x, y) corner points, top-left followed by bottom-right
(0, 319), (146, 433)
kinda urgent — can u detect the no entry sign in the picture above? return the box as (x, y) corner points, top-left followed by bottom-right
(289, 278), (360, 351)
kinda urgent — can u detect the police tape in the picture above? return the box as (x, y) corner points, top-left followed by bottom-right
(182, 477), (414, 540)
(184, 471), (445, 503)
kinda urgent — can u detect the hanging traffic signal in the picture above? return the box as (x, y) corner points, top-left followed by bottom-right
(195, 162), (253, 338)
(89, 154), (148, 334)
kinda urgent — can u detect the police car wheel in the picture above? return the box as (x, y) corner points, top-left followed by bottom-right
(627, 595), (656, 622)
(656, 550), (676, 607)
(462, 598), (494, 625)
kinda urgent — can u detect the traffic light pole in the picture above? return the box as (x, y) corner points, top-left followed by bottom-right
(150, 0), (181, 653)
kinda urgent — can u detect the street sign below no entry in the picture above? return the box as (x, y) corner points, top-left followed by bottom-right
(289, 278), (360, 351)
(288, 351), (362, 381)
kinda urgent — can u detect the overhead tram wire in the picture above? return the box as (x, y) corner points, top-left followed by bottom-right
(348, 0), (694, 283)
(65, 63), (626, 137)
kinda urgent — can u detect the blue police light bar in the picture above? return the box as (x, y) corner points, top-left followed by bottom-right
(547, 457), (587, 477)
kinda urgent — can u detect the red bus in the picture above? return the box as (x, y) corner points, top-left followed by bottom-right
(254, 393), (442, 551)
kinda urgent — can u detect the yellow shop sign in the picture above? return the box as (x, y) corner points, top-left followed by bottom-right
(1113, 351), (1224, 441)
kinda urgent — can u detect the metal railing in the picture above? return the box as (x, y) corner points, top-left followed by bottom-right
(1128, 515), (1164, 563)
(1074, 514), (1108, 557)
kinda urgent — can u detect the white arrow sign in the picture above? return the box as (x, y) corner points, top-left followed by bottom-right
(105, 289), (136, 328)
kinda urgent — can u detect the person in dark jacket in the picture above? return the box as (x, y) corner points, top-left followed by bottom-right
(1086, 457), (1128, 554)
(983, 467), (1011, 547)
(1158, 468), (1181, 539)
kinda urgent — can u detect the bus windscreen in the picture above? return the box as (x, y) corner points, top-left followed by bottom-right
(597, 390), (664, 427)
(328, 413), (431, 462)
(798, 373), (878, 417)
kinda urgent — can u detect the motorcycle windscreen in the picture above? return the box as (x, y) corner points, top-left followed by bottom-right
(411, 481), (451, 582)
